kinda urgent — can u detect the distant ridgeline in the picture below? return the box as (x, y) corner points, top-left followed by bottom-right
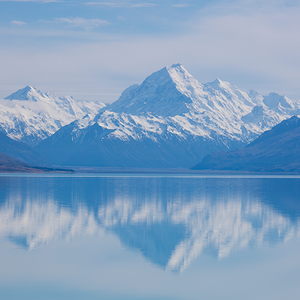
(1, 64), (300, 169)
(192, 115), (300, 172)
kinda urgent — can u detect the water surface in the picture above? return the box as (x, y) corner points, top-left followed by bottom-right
(0, 174), (300, 299)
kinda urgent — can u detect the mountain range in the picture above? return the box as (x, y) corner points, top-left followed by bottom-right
(192, 115), (300, 172)
(34, 64), (300, 168)
(1, 64), (300, 168)
(0, 86), (105, 146)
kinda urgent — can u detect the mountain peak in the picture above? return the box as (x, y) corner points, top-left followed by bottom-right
(5, 85), (44, 102)
(166, 63), (192, 79)
(263, 92), (294, 110)
(205, 78), (236, 94)
(106, 64), (201, 117)
(213, 78), (222, 84)
(22, 85), (36, 92)
(209, 78), (230, 88)
(171, 63), (182, 68)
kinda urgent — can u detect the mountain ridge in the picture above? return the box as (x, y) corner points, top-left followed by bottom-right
(0, 86), (106, 146)
(192, 115), (300, 172)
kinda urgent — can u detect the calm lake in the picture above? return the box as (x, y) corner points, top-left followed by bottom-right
(0, 174), (300, 300)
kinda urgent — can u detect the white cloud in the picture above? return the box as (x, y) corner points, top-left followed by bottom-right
(85, 2), (157, 8)
(1, 0), (300, 101)
(40, 17), (110, 29)
(11, 20), (26, 26)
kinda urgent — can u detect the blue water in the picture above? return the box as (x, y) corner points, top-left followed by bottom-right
(0, 174), (300, 300)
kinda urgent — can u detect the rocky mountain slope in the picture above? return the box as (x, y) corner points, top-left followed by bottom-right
(35, 64), (300, 168)
(0, 86), (105, 146)
(192, 115), (300, 172)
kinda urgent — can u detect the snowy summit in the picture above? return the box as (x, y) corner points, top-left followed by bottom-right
(0, 86), (106, 145)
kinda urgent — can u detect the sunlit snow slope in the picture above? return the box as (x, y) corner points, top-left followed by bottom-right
(0, 86), (106, 146)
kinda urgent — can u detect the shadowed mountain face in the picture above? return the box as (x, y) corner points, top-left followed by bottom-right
(34, 64), (300, 168)
(0, 131), (47, 166)
(1, 176), (299, 273)
(192, 116), (300, 172)
(35, 121), (240, 168)
(0, 152), (45, 172)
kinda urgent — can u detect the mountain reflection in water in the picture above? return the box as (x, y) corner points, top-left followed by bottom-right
(0, 175), (299, 273)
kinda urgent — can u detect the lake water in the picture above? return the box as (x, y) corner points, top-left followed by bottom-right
(0, 174), (300, 300)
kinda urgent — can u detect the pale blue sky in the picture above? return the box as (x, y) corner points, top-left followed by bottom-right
(1, 0), (300, 102)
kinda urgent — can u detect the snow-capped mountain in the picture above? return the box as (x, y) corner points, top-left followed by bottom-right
(0, 86), (106, 146)
(35, 64), (300, 168)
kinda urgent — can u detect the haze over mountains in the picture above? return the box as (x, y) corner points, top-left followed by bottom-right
(1, 64), (300, 169)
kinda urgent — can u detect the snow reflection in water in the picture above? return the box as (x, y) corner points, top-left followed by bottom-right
(0, 175), (299, 273)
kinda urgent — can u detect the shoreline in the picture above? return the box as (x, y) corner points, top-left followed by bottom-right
(1, 166), (300, 176)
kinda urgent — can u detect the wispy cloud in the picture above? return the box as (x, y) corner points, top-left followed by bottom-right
(85, 2), (157, 8)
(173, 4), (190, 8)
(11, 20), (27, 26)
(57, 17), (109, 29)
(40, 17), (109, 29)
(0, 0), (61, 2)
(2, 0), (300, 102)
